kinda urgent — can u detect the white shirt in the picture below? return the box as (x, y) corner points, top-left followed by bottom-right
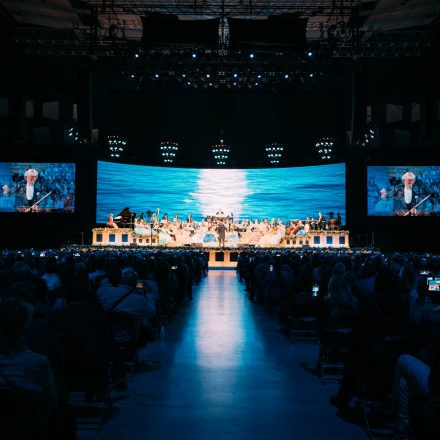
(26, 183), (34, 201)
(404, 187), (412, 204)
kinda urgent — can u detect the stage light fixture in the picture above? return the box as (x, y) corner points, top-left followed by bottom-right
(211, 136), (230, 166)
(160, 141), (179, 165)
(314, 137), (334, 161)
(361, 126), (380, 147)
(265, 142), (285, 165)
(107, 135), (127, 159)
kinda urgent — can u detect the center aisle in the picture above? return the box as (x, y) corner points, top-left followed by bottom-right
(97, 270), (366, 440)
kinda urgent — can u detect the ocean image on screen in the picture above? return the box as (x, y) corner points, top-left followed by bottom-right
(368, 165), (440, 216)
(97, 161), (345, 223)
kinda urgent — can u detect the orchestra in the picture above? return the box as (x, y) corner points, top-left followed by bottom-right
(104, 208), (344, 247)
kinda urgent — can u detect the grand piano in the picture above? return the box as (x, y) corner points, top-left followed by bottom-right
(114, 207), (136, 228)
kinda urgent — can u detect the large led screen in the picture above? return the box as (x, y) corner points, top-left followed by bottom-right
(97, 161), (345, 223)
(368, 165), (440, 216)
(0, 163), (75, 213)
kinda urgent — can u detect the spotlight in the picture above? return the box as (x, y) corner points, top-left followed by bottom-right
(265, 142), (285, 166)
(211, 134), (230, 166)
(107, 135), (126, 160)
(160, 140), (179, 165)
(314, 137), (334, 161)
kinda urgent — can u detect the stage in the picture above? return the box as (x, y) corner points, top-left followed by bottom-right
(91, 227), (350, 267)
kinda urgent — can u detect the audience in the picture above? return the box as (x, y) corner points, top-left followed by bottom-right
(0, 248), (207, 439)
(2, 245), (440, 438)
(238, 248), (440, 439)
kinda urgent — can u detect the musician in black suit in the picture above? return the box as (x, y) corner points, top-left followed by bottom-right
(381, 171), (427, 215)
(15, 167), (43, 208)
(216, 221), (227, 248)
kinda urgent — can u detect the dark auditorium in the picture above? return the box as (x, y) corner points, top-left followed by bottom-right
(1, 1), (440, 439)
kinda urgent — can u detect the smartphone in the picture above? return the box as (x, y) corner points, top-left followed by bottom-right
(40, 252), (45, 257)
(428, 278), (440, 291)
(171, 266), (177, 270)
(270, 265), (274, 272)
(136, 282), (144, 289)
(312, 284), (319, 297)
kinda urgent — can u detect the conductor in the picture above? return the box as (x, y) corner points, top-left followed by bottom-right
(216, 221), (227, 248)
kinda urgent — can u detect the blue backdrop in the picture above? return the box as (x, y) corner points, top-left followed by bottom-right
(97, 161), (346, 223)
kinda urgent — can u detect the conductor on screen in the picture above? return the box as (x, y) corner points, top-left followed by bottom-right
(380, 171), (428, 216)
(23, 167), (40, 207)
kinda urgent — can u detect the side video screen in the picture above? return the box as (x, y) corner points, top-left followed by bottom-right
(368, 166), (440, 216)
(0, 163), (75, 213)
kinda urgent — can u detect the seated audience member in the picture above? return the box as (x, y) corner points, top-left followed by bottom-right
(154, 261), (178, 314)
(51, 265), (112, 363)
(392, 347), (440, 437)
(321, 275), (359, 329)
(97, 266), (149, 323)
(331, 267), (410, 409)
(41, 256), (61, 294)
(0, 297), (58, 437)
(357, 259), (376, 295)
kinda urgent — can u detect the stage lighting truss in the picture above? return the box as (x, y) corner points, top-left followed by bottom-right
(107, 135), (127, 158)
(265, 143), (284, 165)
(160, 141), (179, 164)
(315, 137), (334, 160)
(211, 139), (230, 166)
